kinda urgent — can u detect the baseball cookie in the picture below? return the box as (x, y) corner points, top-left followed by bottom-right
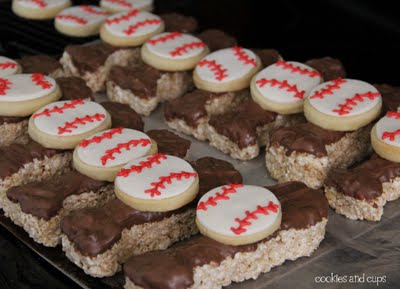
(371, 112), (400, 162)
(0, 56), (21, 77)
(304, 78), (382, 131)
(193, 47), (262, 92)
(115, 154), (199, 212)
(100, 9), (164, 47)
(29, 99), (111, 149)
(0, 73), (61, 117)
(100, 0), (153, 13)
(55, 5), (109, 37)
(12, 0), (71, 20)
(251, 61), (322, 114)
(141, 32), (209, 71)
(196, 184), (282, 245)
(73, 128), (157, 181)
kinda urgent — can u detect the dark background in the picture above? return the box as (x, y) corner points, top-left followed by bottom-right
(0, 0), (399, 288)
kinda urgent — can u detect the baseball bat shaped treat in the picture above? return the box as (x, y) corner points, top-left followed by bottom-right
(123, 182), (328, 289)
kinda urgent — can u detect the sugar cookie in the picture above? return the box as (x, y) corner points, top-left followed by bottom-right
(29, 99), (111, 149)
(73, 128), (157, 181)
(0, 73), (61, 117)
(371, 112), (400, 162)
(193, 47), (261, 92)
(100, 0), (153, 14)
(196, 184), (282, 245)
(0, 56), (21, 77)
(251, 61), (322, 114)
(12, 0), (71, 20)
(55, 5), (109, 37)
(141, 32), (209, 71)
(304, 78), (382, 131)
(100, 9), (164, 47)
(115, 154), (199, 212)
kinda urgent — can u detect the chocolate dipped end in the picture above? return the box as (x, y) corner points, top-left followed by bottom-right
(374, 84), (400, 113)
(101, 101), (144, 131)
(146, 130), (191, 158)
(252, 49), (281, 67)
(305, 57), (346, 81)
(56, 77), (93, 100)
(0, 115), (27, 125)
(17, 55), (61, 75)
(197, 29), (237, 52)
(160, 13), (198, 33)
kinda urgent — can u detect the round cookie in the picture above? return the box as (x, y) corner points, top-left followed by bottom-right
(141, 32), (209, 71)
(304, 78), (382, 131)
(100, 0), (153, 14)
(12, 0), (71, 20)
(100, 9), (164, 47)
(29, 99), (111, 149)
(115, 154), (199, 212)
(73, 128), (157, 181)
(371, 112), (400, 163)
(193, 47), (262, 92)
(196, 184), (282, 246)
(0, 56), (21, 77)
(0, 73), (61, 117)
(251, 61), (322, 114)
(55, 5), (109, 37)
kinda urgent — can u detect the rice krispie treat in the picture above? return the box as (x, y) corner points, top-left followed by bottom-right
(56, 76), (93, 100)
(60, 156), (242, 277)
(0, 56), (21, 77)
(17, 55), (64, 78)
(305, 56), (346, 81)
(123, 181), (328, 289)
(160, 13), (198, 34)
(197, 29), (237, 52)
(60, 43), (141, 92)
(100, 0), (153, 14)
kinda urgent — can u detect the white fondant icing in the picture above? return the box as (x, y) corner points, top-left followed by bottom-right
(115, 154), (197, 200)
(0, 74), (56, 102)
(76, 128), (152, 167)
(0, 56), (19, 77)
(254, 61), (321, 104)
(307, 78), (381, 117)
(55, 5), (108, 27)
(196, 185), (281, 237)
(100, 0), (152, 12)
(33, 99), (108, 136)
(376, 112), (400, 148)
(15, 0), (69, 9)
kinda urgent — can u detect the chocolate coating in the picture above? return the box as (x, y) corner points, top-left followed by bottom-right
(17, 55), (61, 75)
(305, 57), (346, 81)
(326, 156), (400, 200)
(123, 181), (328, 289)
(0, 141), (61, 180)
(209, 99), (276, 149)
(160, 13), (198, 33)
(374, 83), (400, 113)
(252, 49), (281, 67)
(7, 171), (108, 220)
(0, 115), (27, 125)
(56, 77), (93, 100)
(108, 65), (161, 99)
(270, 122), (346, 157)
(61, 157), (242, 256)
(146, 130), (191, 158)
(197, 29), (237, 52)
(101, 101), (144, 131)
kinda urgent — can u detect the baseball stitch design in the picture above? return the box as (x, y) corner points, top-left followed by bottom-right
(0, 78), (12, 96)
(170, 42), (206, 57)
(197, 184), (244, 211)
(123, 18), (161, 35)
(381, 112), (400, 141)
(105, 9), (139, 25)
(79, 127), (124, 147)
(276, 61), (320, 78)
(230, 201), (279, 235)
(31, 73), (52, 89)
(197, 59), (228, 81)
(309, 78), (347, 99)
(80, 5), (108, 15)
(101, 138), (151, 165)
(145, 171), (197, 197)
(147, 32), (182, 45)
(332, 91), (380, 115)
(56, 15), (87, 24)
(103, 0), (133, 9)
(0, 62), (17, 70)
(57, 113), (106, 135)
(33, 99), (85, 118)
(256, 78), (305, 99)
(117, 153), (167, 177)
(18, 0), (47, 8)
(232, 46), (257, 67)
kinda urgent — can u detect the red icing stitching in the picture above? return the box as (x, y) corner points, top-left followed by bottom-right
(79, 127), (124, 147)
(230, 201), (279, 235)
(145, 171), (197, 197)
(198, 59), (228, 81)
(57, 114), (106, 135)
(332, 91), (380, 115)
(386, 111), (400, 119)
(232, 46), (256, 67)
(103, 0), (132, 8)
(33, 99), (85, 118)
(276, 61), (320, 78)
(105, 9), (139, 25)
(80, 5), (108, 15)
(117, 153), (167, 177)
(256, 78), (305, 99)
(123, 19), (161, 35)
(147, 32), (183, 45)
(19, 0), (47, 8)
(0, 78), (12, 96)
(309, 78), (346, 99)
(197, 184), (244, 211)
(170, 42), (206, 57)
(31, 73), (52, 89)
(101, 138), (151, 165)
(0, 62), (17, 70)
(382, 130), (400, 141)
(56, 14), (87, 24)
